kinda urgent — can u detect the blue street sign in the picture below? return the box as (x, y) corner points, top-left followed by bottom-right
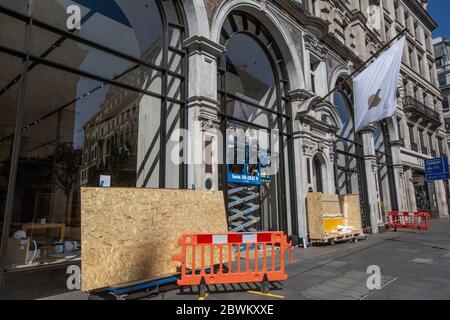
(425, 157), (450, 181)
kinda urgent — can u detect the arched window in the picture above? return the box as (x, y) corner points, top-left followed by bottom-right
(226, 33), (277, 113)
(333, 80), (370, 227)
(334, 89), (360, 195)
(9, 0), (187, 190)
(374, 123), (385, 152)
(218, 12), (295, 234)
(374, 122), (398, 213)
(313, 155), (323, 193)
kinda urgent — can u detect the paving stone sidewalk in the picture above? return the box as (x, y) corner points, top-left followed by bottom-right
(42, 219), (450, 300)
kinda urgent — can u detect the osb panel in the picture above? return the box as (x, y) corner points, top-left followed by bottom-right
(321, 198), (341, 217)
(307, 193), (343, 240)
(321, 194), (339, 202)
(81, 188), (229, 291)
(306, 193), (324, 240)
(339, 195), (363, 232)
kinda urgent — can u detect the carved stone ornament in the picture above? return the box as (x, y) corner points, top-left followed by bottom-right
(329, 149), (335, 163)
(260, 0), (267, 11)
(302, 141), (315, 156)
(303, 34), (328, 59)
(201, 119), (220, 131)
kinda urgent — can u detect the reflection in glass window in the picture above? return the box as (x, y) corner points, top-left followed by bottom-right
(0, 12), (27, 51)
(33, 0), (165, 63)
(0, 53), (23, 249)
(218, 12), (293, 234)
(374, 122), (392, 215)
(334, 90), (360, 196)
(335, 91), (355, 142)
(226, 33), (277, 110)
(0, 0), (29, 14)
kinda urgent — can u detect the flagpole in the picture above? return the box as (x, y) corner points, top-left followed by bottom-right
(314, 28), (408, 106)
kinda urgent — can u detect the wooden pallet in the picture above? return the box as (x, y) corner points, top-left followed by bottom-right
(310, 232), (365, 246)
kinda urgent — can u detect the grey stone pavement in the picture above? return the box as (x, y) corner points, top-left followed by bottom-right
(42, 219), (450, 300)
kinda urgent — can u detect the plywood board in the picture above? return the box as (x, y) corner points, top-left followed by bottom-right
(306, 193), (323, 240)
(307, 193), (347, 239)
(81, 188), (229, 291)
(339, 195), (363, 232)
(307, 193), (363, 242)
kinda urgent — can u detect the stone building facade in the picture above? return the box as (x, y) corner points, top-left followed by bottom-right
(434, 37), (450, 156)
(181, 0), (448, 241)
(0, 0), (448, 298)
(62, 0), (450, 241)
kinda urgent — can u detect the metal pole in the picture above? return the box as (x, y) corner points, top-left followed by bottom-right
(0, 0), (35, 298)
(315, 28), (408, 106)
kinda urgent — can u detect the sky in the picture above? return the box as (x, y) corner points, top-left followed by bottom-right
(428, 0), (450, 39)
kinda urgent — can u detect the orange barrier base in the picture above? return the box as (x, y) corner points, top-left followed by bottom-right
(178, 271), (287, 287)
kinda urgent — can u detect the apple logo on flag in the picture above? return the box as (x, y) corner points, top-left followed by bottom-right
(368, 89), (382, 109)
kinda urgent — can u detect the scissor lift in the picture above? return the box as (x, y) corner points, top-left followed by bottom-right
(227, 185), (261, 232)
(226, 137), (273, 233)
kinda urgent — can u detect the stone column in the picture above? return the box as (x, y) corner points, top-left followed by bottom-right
(293, 127), (312, 243)
(434, 180), (449, 218)
(290, 90), (311, 243)
(361, 125), (381, 234)
(390, 140), (407, 211)
(328, 137), (338, 194)
(184, 36), (226, 190)
(399, 167), (410, 212)
(404, 167), (418, 212)
(322, 140), (336, 194)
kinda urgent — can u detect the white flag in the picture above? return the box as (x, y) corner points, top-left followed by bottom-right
(354, 36), (406, 132)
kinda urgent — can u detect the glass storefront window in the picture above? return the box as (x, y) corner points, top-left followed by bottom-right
(413, 172), (437, 214)
(374, 122), (394, 217)
(226, 97), (279, 130)
(0, 0), (29, 15)
(0, 53), (23, 252)
(334, 90), (360, 195)
(33, 0), (165, 64)
(0, 1), (28, 268)
(218, 12), (294, 234)
(225, 33), (278, 112)
(0, 0), (186, 275)
(0, 11), (27, 52)
(30, 25), (165, 91)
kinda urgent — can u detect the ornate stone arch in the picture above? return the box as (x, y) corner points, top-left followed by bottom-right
(329, 65), (353, 104)
(210, 0), (305, 91)
(312, 151), (331, 193)
(182, 0), (210, 37)
(296, 96), (343, 133)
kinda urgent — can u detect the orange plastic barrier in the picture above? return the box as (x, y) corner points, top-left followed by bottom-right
(172, 232), (293, 288)
(386, 211), (430, 231)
